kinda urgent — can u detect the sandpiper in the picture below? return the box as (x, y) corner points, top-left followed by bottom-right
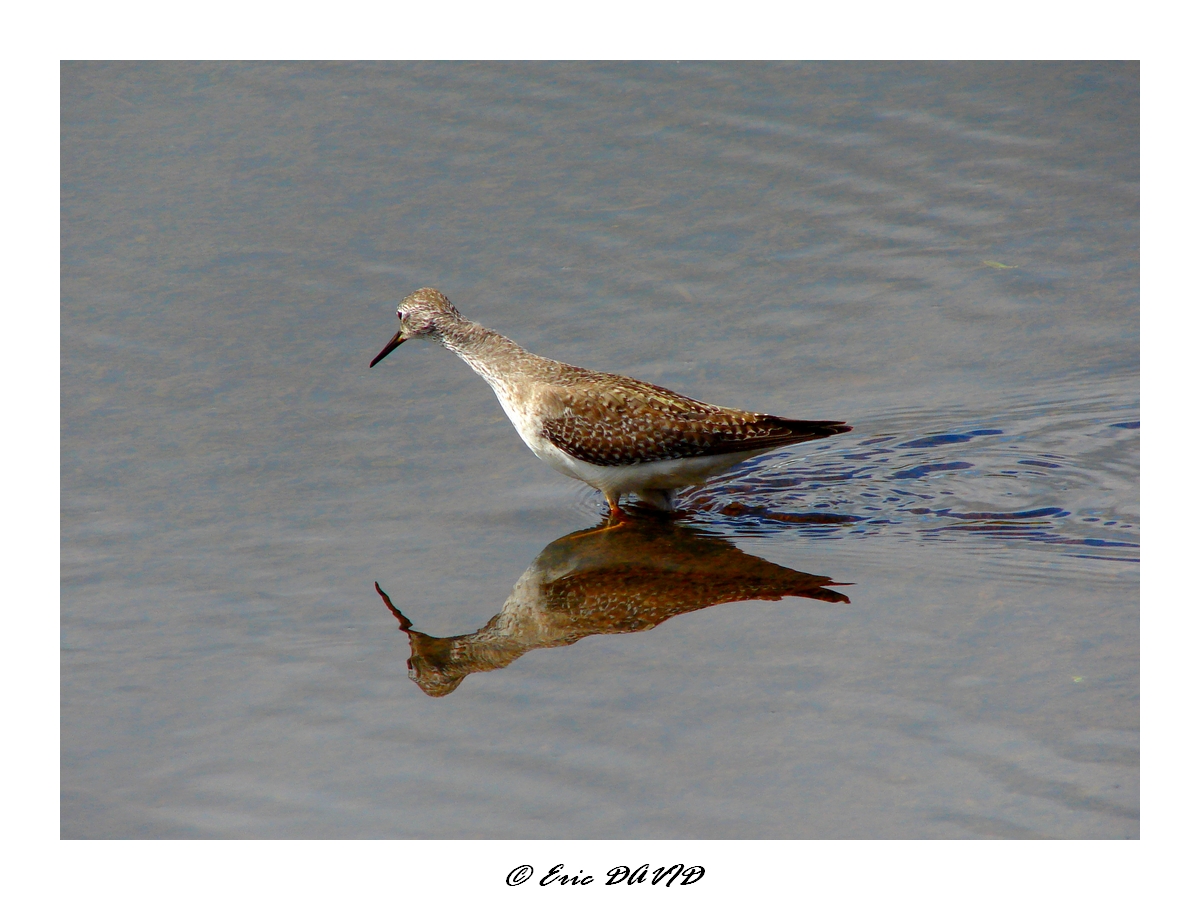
(370, 288), (850, 517)
(375, 518), (849, 696)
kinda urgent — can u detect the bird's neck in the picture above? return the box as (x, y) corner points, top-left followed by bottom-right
(435, 317), (544, 387)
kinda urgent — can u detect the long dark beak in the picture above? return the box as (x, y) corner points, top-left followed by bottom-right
(369, 330), (406, 368)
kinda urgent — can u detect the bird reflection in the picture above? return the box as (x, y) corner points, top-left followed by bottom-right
(374, 517), (851, 697)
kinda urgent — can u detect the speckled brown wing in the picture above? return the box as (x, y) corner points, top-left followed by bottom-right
(537, 376), (850, 467)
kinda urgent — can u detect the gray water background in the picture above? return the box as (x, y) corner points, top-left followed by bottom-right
(61, 61), (1138, 838)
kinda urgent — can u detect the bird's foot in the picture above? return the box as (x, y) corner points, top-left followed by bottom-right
(580, 499), (631, 535)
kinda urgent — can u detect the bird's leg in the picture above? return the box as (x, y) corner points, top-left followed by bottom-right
(587, 491), (629, 533)
(635, 488), (677, 511)
(604, 491), (629, 522)
(562, 493), (629, 540)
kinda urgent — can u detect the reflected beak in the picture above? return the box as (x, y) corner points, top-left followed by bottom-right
(369, 330), (407, 368)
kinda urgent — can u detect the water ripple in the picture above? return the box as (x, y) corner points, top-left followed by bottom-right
(632, 392), (1143, 563)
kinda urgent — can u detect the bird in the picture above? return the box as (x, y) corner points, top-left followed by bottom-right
(370, 288), (850, 519)
(375, 517), (849, 696)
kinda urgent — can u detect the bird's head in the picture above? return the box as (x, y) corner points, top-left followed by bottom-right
(369, 287), (465, 367)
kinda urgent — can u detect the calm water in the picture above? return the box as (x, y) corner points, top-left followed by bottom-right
(61, 62), (1138, 838)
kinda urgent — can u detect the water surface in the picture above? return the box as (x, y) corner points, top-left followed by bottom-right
(61, 61), (1138, 838)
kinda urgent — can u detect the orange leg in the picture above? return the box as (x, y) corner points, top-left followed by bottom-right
(572, 492), (629, 533)
(605, 492), (629, 522)
(563, 494), (630, 540)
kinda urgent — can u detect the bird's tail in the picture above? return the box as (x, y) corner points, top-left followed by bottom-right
(771, 418), (852, 441)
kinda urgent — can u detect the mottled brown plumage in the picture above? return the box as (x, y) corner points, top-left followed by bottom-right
(537, 377), (848, 466)
(376, 518), (850, 696)
(370, 288), (850, 516)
